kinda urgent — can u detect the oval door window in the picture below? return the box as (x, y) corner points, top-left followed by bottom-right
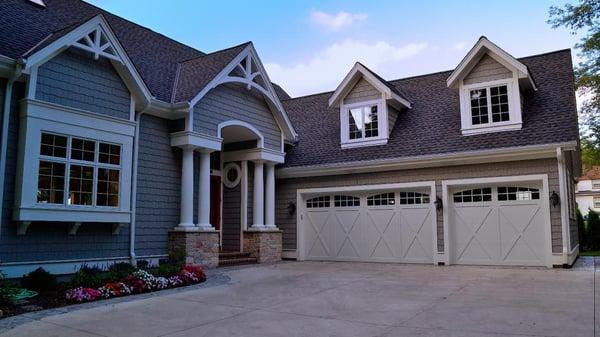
(223, 163), (241, 188)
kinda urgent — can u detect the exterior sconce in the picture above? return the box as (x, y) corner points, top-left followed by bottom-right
(287, 201), (296, 215)
(434, 197), (443, 211)
(550, 191), (560, 208)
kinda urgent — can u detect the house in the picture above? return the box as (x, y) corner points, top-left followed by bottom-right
(576, 166), (600, 215)
(0, 0), (580, 276)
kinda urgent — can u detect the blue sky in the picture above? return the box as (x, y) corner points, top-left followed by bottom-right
(87, 0), (583, 97)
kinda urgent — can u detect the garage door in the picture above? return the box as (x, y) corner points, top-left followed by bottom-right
(449, 185), (548, 266)
(301, 188), (435, 263)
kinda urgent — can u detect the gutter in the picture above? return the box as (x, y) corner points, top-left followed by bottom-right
(277, 141), (578, 179)
(0, 62), (23, 239)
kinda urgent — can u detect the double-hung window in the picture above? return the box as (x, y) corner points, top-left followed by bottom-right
(469, 85), (510, 126)
(37, 132), (121, 208)
(341, 100), (388, 148)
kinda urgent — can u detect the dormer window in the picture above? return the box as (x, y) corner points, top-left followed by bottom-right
(349, 104), (379, 139)
(469, 84), (510, 125)
(340, 100), (387, 148)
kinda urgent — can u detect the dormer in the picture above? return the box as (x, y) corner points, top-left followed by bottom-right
(447, 37), (537, 136)
(329, 63), (411, 149)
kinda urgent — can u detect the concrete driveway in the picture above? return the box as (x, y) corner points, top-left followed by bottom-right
(1, 261), (595, 337)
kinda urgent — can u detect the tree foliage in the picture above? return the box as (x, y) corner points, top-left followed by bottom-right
(550, 1), (600, 168)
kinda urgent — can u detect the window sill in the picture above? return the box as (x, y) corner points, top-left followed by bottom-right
(461, 122), (521, 136)
(341, 137), (388, 149)
(14, 206), (131, 223)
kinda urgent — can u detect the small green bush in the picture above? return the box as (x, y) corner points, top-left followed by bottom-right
(168, 248), (186, 269)
(69, 266), (106, 289)
(105, 262), (134, 282)
(22, 267), (57, 292)
(148, 263), (180, 278)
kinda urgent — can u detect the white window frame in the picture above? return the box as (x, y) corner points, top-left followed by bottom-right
(340, 99), (388, 149)
(594, 197), (600, 209)
(14, 100), (135, 223)
(459, 77), (522, 136)
(592, 180), (600, 190)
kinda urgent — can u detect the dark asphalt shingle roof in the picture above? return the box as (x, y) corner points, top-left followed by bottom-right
(1, 0), (291, 103)
(281, 49), (579, 168)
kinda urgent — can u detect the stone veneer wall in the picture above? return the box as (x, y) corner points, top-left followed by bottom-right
(243, 231), (282, 263)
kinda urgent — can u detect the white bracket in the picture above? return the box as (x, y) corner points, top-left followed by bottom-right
(68, 222), (82, 235)
(112, 223), (125, 235)
(17, 221), (31, 235)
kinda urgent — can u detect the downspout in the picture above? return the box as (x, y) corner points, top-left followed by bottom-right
(0, 62), (23, 239)
(129, 104), (150, 265)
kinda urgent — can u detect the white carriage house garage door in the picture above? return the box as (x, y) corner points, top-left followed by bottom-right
(448, 181), (551, 267)
(299, 184), (436, 264)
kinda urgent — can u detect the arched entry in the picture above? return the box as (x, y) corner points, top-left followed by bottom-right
(217, 121), (264, 252)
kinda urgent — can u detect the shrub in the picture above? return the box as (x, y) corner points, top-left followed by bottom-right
(69, 266), (106, 289)
(22, 267), (57, 292)
(148, 263), (180, 278)
(136, 260), (150, 270)
(577, 209), (587, 250)
(105, 262), (135, 282)
(168, 248), (186, 268)
(587, 209), (600, 251)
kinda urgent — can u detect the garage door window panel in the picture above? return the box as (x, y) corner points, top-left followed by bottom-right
(453, 188), (492, 203)
(367, 192), (395, 206)
(334, 195), (360, 207)
(399, 191), (430, 205)
(306, 196), (330, 208)
(497, 187), (540, 201)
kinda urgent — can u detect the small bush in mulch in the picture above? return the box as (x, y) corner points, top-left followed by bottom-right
(21, 268), (57, 293)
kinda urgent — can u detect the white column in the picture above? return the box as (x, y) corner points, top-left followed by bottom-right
(177, 146), (195, 229)
(197, 150), (214, 231)
(264, 163), (277, 229)
(251, 160), (265, 229)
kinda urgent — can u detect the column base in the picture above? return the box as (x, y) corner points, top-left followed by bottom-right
(168, 230), (220, 268)
(243, 230), (282, 264)
(197, 223), (216, 231)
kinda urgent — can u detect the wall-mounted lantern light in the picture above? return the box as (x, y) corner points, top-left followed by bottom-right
(287, 201), (296, 215)
(550, 191), (560, 208)
(434, 197), (443, 211)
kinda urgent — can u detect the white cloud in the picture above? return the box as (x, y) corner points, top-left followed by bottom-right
(265, 39), (429, 96)
(452, 41), (467, 51)
(309, 10), (367, 31)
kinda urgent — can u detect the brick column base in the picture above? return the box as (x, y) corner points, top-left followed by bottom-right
(168, 230), (220, 268)
(243, 230), (282, 264)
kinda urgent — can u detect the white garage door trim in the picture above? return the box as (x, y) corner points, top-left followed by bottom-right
(442, 174), (552, 268)
(296, 181), (438, 264)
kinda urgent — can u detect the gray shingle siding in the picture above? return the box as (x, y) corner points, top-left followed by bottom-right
(36, 47), (131, 120)
(222, 174), (241, 251)
(276, 158), (563, 253)
(193, 83), (282, 151)
(134, 115), (181, 257)
(0, 82), (129, 263)
(343, 77), (380, 104)
(463, 54), (512, 85)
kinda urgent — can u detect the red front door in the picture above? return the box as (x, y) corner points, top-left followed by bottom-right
(209, 175), (221, 230)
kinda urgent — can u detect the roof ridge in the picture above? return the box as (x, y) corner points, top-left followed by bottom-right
(78, 0), (205, 57)
(284, 48), (572, 102)
(178, 41), (251, 64)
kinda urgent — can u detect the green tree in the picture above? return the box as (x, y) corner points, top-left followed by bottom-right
(586, 209), (600, 250)
(577, 208), (587, 249)
(549, 1), (600, 167)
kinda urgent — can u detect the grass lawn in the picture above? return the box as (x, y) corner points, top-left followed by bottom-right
(580, 251), (600, 256)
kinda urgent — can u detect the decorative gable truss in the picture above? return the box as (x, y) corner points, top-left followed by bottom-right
(21, 14), (151, 107)
(189, 44), (297, 142)
(71, 26), (120, 63)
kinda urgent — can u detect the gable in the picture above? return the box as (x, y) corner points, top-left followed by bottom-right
(193, 83), (282, 151)
(464, 54), (512, 85)
(36, 47), (131, 120)
(343, 77), (381, 104)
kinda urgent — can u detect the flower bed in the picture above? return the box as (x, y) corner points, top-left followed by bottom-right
(0, 263), (207, 317)
(63, 265), (206, 303)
